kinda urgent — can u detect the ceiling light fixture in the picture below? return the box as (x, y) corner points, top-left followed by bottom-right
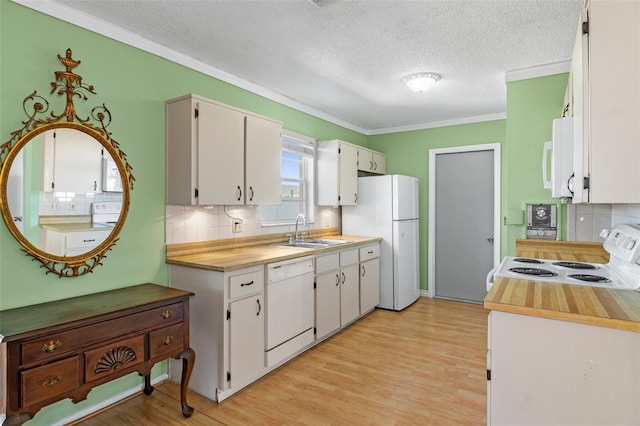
(401, 72), (441, 93)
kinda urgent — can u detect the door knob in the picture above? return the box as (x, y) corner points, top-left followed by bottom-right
(487, 237), (494, 243)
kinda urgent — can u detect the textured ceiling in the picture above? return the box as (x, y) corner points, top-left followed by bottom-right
(39, 0), (581, 133)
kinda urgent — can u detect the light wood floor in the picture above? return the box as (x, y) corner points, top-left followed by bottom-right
(73, 297), (488, 425)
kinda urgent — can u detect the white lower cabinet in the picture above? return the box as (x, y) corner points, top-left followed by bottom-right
(168, 265), (265, 401)
(359, 244), (380, 313)
(315, 247), (371, 340)
(228, 293), (264, 389)
(339, 249), (360, 326)
(40, 226), (111, 257)
(488, 310), (640, 425)
(315, 253), (341, 340)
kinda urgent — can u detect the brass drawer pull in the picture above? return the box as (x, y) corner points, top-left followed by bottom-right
(42, 375), (62, 387)
(161, 310), (173, 319)
(162, 336), (174, 345)
(42, 340), (61, 353)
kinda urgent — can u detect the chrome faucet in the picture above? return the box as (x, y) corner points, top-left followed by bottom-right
(295, 213), (306, 240)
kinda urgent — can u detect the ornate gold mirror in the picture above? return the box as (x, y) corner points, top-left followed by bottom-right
(0, 49), (134, 277)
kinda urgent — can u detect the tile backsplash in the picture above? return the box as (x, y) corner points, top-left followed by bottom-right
(568, 203), (640, 242)
(39, 191), (123, 216)
(166, 205), (341, 244)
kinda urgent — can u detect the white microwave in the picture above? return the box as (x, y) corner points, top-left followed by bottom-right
(543, 117), (573, 200)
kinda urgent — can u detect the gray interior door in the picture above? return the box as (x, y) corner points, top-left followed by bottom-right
(434, 150), (494, 303)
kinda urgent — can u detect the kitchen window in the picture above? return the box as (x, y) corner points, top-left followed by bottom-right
(260, 130), (315, 226)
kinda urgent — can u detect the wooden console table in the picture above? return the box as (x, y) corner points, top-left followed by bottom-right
(0, 284), (195, 425)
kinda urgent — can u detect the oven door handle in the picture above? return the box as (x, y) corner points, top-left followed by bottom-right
(486, 267), (496, 292)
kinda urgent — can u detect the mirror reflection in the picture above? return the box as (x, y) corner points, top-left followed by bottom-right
(7, 128), (123, 257)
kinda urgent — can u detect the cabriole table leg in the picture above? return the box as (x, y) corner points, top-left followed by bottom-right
(177, 347), (195, 417)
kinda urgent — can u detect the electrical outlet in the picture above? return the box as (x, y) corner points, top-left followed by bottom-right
(233, 221), (242, 233)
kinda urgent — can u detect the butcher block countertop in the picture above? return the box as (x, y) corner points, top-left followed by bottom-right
(484, 239), (640, 332)
(166, 227), (381, 272)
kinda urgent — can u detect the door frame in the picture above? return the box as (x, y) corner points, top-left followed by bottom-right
(427, 143), (501, 298)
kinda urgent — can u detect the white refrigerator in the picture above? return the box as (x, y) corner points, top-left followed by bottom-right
(342, 175), (420, 311)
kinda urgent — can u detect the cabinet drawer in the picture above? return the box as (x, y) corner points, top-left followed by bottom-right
(359, 245), (380, 262)
(84, 335), (145, 382)
(229, 270), (264, 299)
(65, 231), (110, 249)
(22, 302), (184, 365)
(149, 323), (185, 359)
(21, 355), (80, 407)
(316, 252), (339, 274)
(340, 249), (359, 267)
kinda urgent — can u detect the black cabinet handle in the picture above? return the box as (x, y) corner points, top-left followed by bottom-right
(240, 281), (254, 287)
(361, 265), (366, 277)
(354, 193), (358, 204)
(249, 186), (254, 201)
(83, 239), (96, 243)
(94, 181), (97, 191)
(335, 274), (340, 286)
(237, 185), (242, 201)
(341, 272), (346, 284)
(256, 299), (261, 316)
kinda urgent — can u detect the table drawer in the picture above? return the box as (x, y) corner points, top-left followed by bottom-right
(84, 335), (145, 382)
(21, 356), (80, 407)
(149, 323), (185, 359)
(229, 270), (264, 299)
(359, 244), (380, 262)
(21, 302), (184, 365)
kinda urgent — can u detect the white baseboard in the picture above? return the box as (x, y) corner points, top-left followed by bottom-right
(49, 373), (169, 426)
(420, 290), (431, 298)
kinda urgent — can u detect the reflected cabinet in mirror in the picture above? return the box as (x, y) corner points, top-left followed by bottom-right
(0, 49), (135, 277)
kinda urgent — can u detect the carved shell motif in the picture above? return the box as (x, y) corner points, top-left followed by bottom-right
(94, 345), (138, 374)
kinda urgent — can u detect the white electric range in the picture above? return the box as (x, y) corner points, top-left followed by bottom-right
(487, 223), (640, 291)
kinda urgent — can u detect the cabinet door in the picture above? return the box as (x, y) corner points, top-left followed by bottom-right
(245, 115), (282, 205)
(229, 294), (264, 389)
(315, 271), (341, 340)
(198, 101), (245, 205)
(360, 258), (380, 313)
(340, 263), (360, 326)
(46, 128), (103, 193)
(357, 148), (373, 172)
(338, 143), (358, 205)
(372, 152), (385, 175)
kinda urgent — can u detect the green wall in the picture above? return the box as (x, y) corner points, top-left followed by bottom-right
(504, 74), (569, 255)
(0, 1), (567, 424)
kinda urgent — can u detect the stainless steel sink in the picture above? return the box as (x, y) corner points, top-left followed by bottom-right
(275, 239), (350, 249)
(275, 241), (328, 249)
(305, 239), (350, 246)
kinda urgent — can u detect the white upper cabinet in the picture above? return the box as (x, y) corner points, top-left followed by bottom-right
(357, 148), (386, 175)
(245, 115), (282, 205)
(570, 0), (640, 203)
(166, 94), (282, 206)
(316, 139), (359, 206)
(41, 128), (103, 193)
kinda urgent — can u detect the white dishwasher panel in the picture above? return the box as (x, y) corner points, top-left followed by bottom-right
(266, 256), (315, 355)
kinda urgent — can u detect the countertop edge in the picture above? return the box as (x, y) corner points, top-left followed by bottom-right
(166, 236), (382, 272)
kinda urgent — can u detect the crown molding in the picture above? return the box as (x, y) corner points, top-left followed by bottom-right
(505, 60), (571, 83)
(368, 112), (507, 136)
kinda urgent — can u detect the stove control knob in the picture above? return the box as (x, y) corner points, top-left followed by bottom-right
(599, 229), (610, 239)
(623, 239), (636, 250)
